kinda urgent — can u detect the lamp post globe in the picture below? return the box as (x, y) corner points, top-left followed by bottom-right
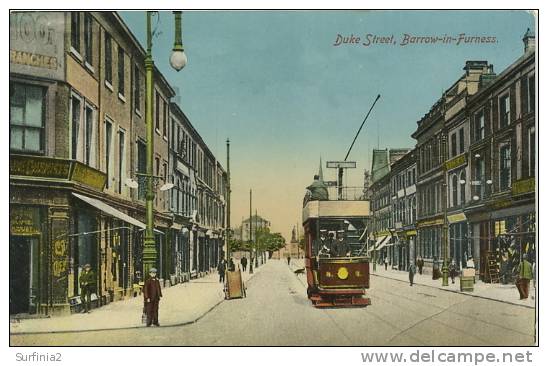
(170, 50), (187, 71)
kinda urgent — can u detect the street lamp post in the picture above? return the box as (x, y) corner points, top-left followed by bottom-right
(142, 11), (187, 278)
(441, 135), (449, 287)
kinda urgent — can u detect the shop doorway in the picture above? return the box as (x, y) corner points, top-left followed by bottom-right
(9, 236), (39, 314)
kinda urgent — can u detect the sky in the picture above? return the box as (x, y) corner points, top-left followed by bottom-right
(120, 10), (535, 241)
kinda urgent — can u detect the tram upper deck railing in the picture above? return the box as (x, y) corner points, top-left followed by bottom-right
(302, 199), (370, 222)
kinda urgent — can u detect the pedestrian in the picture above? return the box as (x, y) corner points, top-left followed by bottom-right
(79, 264), (96, 313)
(448, 259), (458, 284)
(217, 258), (226, 283)
(384, 256), (389, 271)
(531, 261), (536, 300)
(241, 256), (248, 272)
(143, 268), (162, 327)
(287, 255), (291, 265)
(408, 260), (416, 286)
(229, 257), (235, 271)
(516, 254), (533, 300)
(466, 256), (475, 269)
(432, 257), (441, 280)
(417, 256), (424, 275)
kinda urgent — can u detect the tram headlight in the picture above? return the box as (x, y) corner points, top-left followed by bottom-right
(337, 267), (349, 280)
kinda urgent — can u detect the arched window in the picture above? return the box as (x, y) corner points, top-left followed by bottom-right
(452, 174), (458, 207)
(460, 170), (466, 205)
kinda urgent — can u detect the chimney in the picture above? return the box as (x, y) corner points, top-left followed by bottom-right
(523, 28), (535, 54)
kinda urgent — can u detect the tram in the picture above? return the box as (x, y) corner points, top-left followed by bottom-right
(302, 199), (371, 307)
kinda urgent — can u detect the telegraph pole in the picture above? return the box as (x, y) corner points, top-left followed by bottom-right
(249, 189), (253, 273)
(226, 139), (231, 261)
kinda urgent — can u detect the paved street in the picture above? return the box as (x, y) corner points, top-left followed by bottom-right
(11, 260), (535, 346)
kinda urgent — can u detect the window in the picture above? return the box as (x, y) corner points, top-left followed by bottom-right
(105, 120), (113, 189)
(118, 129), (125, 194)
(163, 100), (168, 137)
(450, 134), (457, 157)
(118, 47), (125, 96)
(452, 175), (458, 207)
(134, 66), (141, 112)
(499, 145), (511, 190)
(460, 171), (466, 205)
(155, 92), (160, 131)
(499, 94), (510, 128)
(71, 95), (81, 159)
(10, 83), (45, 153)
(474, 109), (485, 142)
(84, 105), (94, 165)
(137, 140), (146, 200)
(458, 128), (464, 154)
(84, 13), (93, 65)
(71, 12), (80, 53)
(104, 33), (112, 84)
(528, 127), (535, 177)
(474, 157), (485, 200)
(528, 75), (535, 113)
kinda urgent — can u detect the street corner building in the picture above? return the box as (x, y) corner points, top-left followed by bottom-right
(366, 29), (536, 283)
(9, 12), (228, 317)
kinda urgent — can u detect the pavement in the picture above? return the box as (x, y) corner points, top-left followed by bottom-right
(11, 259), (536, 346)
(369, 265), (536, 309)
(9, 262), (265, 335)
(289, 259), (535, 308)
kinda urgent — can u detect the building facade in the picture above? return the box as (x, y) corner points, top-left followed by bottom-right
(464, 33), (535, 281)
(389, 149), (417, 271)
(9, 11), (227, 316)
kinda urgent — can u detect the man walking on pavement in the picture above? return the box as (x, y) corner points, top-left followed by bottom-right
(517, 255), (533, 300)
(79, 264), (96, 313)
(241, 256), (248, 272)
(408, 260), (416, 286)
(143, 268), (162, 327)
(384, 256), (389, 271)
(417, 256), (424, 275)
(217, 258), (227, 283)
(287, 255), (291, 266)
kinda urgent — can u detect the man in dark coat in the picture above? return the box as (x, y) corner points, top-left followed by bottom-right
(416, 256), (424, 275)
(408, 261), (417, 286)
(240, 256), (248, 272)
(79, 264), (96, 313)
(217, 259), (226, 283)
(143, 268), (162, 327)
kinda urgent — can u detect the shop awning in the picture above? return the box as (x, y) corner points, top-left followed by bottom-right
(73, 193), (162, 233)
(373, 235), (391, 251)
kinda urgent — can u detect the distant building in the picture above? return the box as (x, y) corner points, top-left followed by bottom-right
(240, 214), (271, 242)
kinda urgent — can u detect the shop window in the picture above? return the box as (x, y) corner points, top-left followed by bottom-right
(451, 174), (458, 207)
(10, 83), (45, 153)
(451, 133), (457, 157)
